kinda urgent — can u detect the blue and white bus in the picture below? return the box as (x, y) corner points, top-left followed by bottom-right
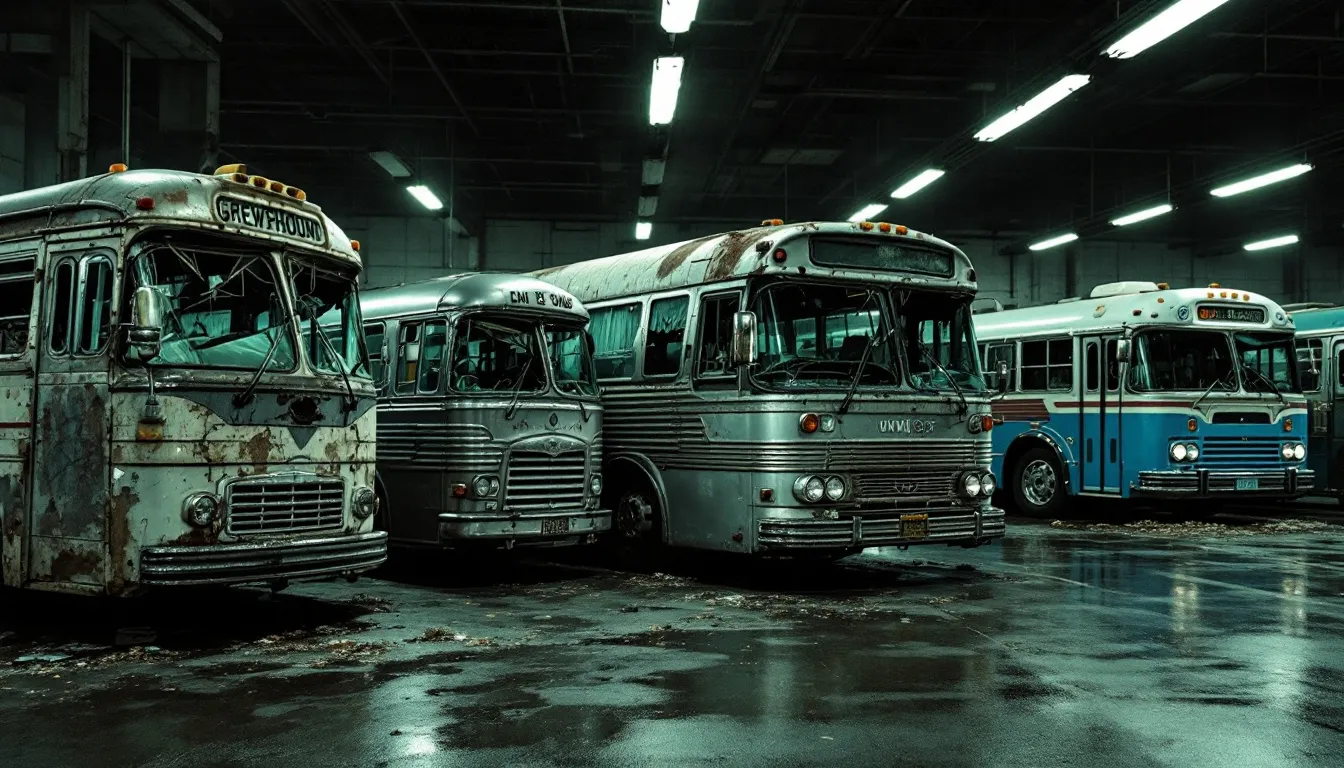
(975, 281), (1312, 516)
(1286, 302), (1344, 500)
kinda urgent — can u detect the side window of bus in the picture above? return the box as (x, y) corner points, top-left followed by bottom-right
(395, 322), (422, 395)
(0, 254), (36, 357)
(984, 344), (1014, 391)
(589, 303), (640, 379)
(1085, 341), (1100, 391)
(645, 295), (689, 377)
(364, 322), (386, 391)
(50, 259), (76, 355)
(696, 293), (740, 378)
(76, 257), (114, 355)
(1296, 338), (1322, 392)
(1020, 338), (1072, 391)
(418, 320), (447, 393)
(1105, 340), (1120, 391)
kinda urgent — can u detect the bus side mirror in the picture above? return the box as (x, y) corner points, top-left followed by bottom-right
(996, 360), (1010, 394)
(1116, 338), (1133, 364)
(124, 286), (167, 363)
(731, 310), (758, 367)
(585, 333), (595, 356)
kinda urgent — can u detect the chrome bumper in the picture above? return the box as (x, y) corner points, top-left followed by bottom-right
(140, 531), (388, 586)
(437, 508), (611, 546)
(757, 505), (1005, 551)
(1133, 468), (1314, 498)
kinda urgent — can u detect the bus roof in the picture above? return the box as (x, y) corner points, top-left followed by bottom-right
(974, 282), (1295, 340)
(0, 168), (360, 266)
(1287, 304), (1344, 336)
(360, 272), (590, 323)
(532, 221), (974, 303)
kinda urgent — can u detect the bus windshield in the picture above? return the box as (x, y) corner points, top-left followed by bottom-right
(751, 282), (899, 390)
(129, 242), (294, 371)
(546, 323), (599, 398)
(1235, 331), (1300, 393)
(291, 257), (369, 377)
(1131, 330), (1234, 391)
(896, 291), (985, 392)
(449, 315), (548, 394)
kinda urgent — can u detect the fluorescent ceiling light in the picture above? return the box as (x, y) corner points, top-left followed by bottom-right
(660, 0), (700, 34)
(1244, 234), (1299, 252)
(638, 196), (659, 217)
(1110, 203), (1174, 227)
(1104, 0), (1232, 59)
(847, 203), (888, 222)
(891, 169), (946, 199)
(1210, 163), (1313, 197)
(635, 221), (652, 240)
(406, 185), (443, 211)
(649, 57), (685, 126)
(642, 158), (666, 185)
(369, 150), (412, 178)
(1028, 233), (1079, 251)
(974, 74), (1091, 142)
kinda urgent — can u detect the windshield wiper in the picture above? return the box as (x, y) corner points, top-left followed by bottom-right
(504, 356), (536, 419)
(1238, 360), (1287, 406)
(233, 320), (289, 408)
(308, 315), (358, 412)
(839, 326), (898, 416)
(1191, 368), (1234, 412)
(914, 340), (969, 415)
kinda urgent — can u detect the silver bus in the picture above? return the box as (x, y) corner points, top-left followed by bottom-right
(534, 219), (1004, 557)
(360, 273), (610, 549)
(0, 163), (387, 595)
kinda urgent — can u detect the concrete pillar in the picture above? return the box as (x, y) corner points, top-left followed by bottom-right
(150, 59), (219, 173)
(56, 2), (90, 181)
(23, 79), (59, 189)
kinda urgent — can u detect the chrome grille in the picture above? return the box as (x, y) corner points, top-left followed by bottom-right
(226, 476), (345, 535)
(853, 470), (960, 499)
(505, 450), (586, 512)
(1198, 437), (1283, 467)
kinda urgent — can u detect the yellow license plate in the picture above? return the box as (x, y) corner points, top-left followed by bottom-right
(900, 513), (929, 539)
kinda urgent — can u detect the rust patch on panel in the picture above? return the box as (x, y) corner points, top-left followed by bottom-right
(656, 236), (713, 280)
(161, 189), (190, 204)
(48, 548), (100, 581)
(107, 485), (139, 592)
(704, 230), (764, 282)
(36, 383), (109, 539)
(242, 429), (276, 472)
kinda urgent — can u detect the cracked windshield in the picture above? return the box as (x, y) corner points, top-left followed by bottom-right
(896, 291), (986, 391)
(546, 323), (599, 397)
(129, 242), (293, 371)
(449, 316), (547, 393)
(752, 283), (898, 390)
(291, 258), (369, 377)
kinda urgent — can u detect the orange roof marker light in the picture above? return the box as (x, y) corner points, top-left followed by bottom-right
(878, 222), (892, 233)
(284, 186), (307, 201)
(761, 218), (783, 226)
(895, 225), (909, 235)
(108, 163), (128, 173)
(214, 164), (247, 176)
(350, 240), (361, 252)
(859, 221), (875, 232)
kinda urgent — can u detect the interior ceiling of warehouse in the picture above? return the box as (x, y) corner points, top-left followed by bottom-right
(176, 0), (1343, 252)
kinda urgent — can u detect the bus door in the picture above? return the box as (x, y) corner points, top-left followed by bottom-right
(1325, 339), (1344, 492)
(1080, 335), (1123, 493)
(0, 242), (40, 587)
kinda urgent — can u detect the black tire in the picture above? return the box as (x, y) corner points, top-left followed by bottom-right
(1011, 445), (1068, 518)
(607, 476), (666, 570)
(373, 474), (390, 533)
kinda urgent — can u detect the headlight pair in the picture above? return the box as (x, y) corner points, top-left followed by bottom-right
(793, 474), (847, 503)
(1281, 442), (1306, 461)
(1170, 442), (1200, 462)
(959, 471), (996, 498)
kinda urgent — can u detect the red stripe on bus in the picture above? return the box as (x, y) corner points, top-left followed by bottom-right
(1052, 400), (1195, 409)
(0, 422), (32, 429)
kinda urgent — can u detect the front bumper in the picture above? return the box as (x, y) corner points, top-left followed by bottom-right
(757, 505), (1005, 551)
(437, 508), (611, 547)
(140, 531), (388, 586)
(1132, 467), (1314, 498)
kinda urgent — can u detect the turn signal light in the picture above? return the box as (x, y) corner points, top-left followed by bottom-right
(799, 413), (821, 434)
(1284, 418), (1293, 432)
(772, 248), (787, 263)
(1188, 418), (1197, 432)
(451, 483), (468, 498)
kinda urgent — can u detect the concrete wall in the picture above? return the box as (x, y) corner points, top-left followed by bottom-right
(342, 216), (481, 288)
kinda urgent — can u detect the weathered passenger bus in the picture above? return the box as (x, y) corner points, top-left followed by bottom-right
(0, 163), (387, 595)
(1285, 302), (1344, 499)
(976, 281), (1311, 516)
(534, 220), (1003, 557)
(360, 273), (610, 549)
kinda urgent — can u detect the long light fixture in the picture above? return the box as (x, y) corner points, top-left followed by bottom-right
(973, 74), (1091, 142)
(891, 169), (946, 199)
(1104, 0), (1232, 60)
(407, 185), (443, 211)
(1244, 234), (1299, 252)
(635, 221), (652, 240)
(649, 57), (685, 126)
(660, 0), (700, 34)
(369, 150), (411, 178)
(1110, 203), (1174, 227)
(848, 203), (888, 222)
(1028, 232), (1079, 251)
(1210, 163), (1313, 198)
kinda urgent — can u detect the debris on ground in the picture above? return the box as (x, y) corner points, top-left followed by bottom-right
(347, 593), (394, 613)
(1050, 518), (1333, 537)
(620, 605), (639, 613)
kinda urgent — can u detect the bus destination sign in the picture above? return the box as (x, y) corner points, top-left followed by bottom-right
(214, 195), (326, 245)
(1196, 304), (1265, 323)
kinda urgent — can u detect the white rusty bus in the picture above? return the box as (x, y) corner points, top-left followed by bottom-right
(360, 274), (610, 549)
(534, 220), (1004, 558)
(0, 163), (387, 595)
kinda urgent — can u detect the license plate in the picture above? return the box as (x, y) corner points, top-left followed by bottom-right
(541, 518), (571, 536)
(1235, 478), (1259, 491)
(900, 513), (929, 539)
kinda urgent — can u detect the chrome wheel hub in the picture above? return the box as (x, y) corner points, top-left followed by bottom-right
(1021, 459), (1058, 508)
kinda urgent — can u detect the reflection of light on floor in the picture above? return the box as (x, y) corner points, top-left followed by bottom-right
(1279, 576), (1307, 637)
(406, 735), (437, 756)
(1170, 579), (1200, 636)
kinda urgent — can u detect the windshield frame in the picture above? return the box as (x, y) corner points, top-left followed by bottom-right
(288, 253), (372, 380)
(894, 289), (987, 393)
(1128, 328), (1237, 393)
(446, 311), (551, 398)
(544, 320), (600, 400)
(1234, 330), (1302, 394)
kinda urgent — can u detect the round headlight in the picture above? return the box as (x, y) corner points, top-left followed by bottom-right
(824, 476), (846, 501)
(1171, 443), (1188, 462)
(473, 475), (494, 497)
(590, 472), (604, 495)
(804, 476), (825, 502)
(182, 492), (219, 527)
(1281, 443), (1295, 460)
(979, 472), (997, 496)
(352, 486), (376, 519)
(1185, 443), (1199, 461)
(1293, 443), (1306, 461)
(961, 472), (982, 498)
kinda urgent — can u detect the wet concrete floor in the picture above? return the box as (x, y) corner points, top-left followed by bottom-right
(2, 514), (1344, 767)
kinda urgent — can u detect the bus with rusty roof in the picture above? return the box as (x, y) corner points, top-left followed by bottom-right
(533, 220), (1004, 558)
(359, 273), (610, 550)
(0, 163), (386, 596)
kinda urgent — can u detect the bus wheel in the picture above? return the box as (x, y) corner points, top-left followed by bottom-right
(1013, 446), (1066, 518)
(373, 476), (390, 533)
(614, 488), (659, 540)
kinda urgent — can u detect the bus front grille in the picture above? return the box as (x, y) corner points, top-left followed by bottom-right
(505, 450), (587, 512)
(1198, 437), (1283, 466)
(226, 476), (346, 535)
(853, 470), (961, 500)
